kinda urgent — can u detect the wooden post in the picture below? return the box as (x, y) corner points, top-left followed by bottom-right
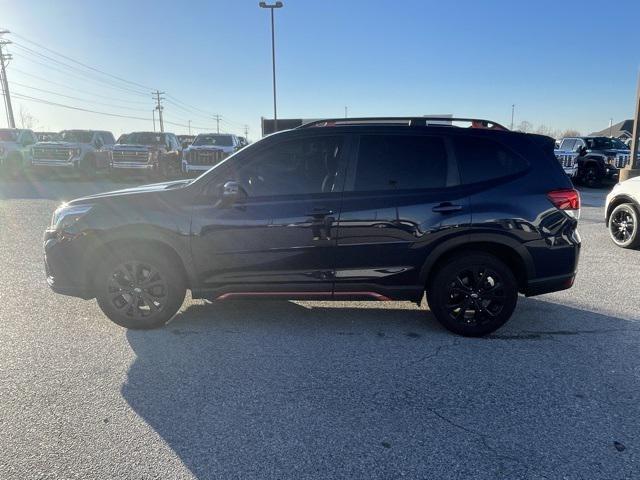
(620, 71), (640, 181)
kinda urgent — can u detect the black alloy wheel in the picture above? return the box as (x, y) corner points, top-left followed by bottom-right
(609, 203), (640, 249)
(427, 253), (518, 336)
(96, 249), (186, 329)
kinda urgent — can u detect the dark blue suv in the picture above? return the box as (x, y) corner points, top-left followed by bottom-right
(44, 117), (581, 336)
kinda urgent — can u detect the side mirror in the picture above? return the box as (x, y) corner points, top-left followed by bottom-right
(221, 181), (247, 206)
(572, 145), (582, 153)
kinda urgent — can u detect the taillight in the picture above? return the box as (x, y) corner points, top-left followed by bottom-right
(547, 188), (580, 218)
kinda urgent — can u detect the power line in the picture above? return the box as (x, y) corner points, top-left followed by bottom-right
(12, 92), (151, 121)
(10, 81), (151, 112)
(10, 32), (153, 92)
(11, 49), (150, 97)
(10, 67), (151, 104)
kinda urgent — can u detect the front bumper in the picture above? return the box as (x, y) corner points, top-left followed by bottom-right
(182, 162), (212, 173)
(44, 230), (93, 299)
(110, 162), (155, 170)
(31, 159), (77, 168)
(604, 165), (619, 180)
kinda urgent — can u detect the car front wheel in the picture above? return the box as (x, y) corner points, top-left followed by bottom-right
(609, 203), (640, 249)
(95, 249), (186, 329)
(427, 253), (518, 337)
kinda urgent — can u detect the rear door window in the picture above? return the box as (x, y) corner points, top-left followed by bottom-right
(453, 135), (529, 184)
(353, 134), (450, 192)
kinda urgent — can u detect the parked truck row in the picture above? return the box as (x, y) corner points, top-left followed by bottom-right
(554, 135), (637, 187)
(0, 128), (249, 179)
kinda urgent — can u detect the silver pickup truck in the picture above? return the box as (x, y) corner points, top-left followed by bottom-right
(31, 130), (115, 174)
(0, 128), (37, 176)
(181, 133), (242, 175)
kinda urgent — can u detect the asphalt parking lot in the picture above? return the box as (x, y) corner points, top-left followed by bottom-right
(1, 177), (639, 479)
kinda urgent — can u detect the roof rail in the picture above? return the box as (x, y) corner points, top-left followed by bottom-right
(297, 117), (509, 131)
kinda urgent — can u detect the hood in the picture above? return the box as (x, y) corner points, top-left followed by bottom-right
(68, 179), (192, 204)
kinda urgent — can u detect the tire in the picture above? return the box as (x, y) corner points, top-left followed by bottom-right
(427, 253), (518, 337)
(95, 248), (186, 329)
(581, 165), (601, 188)
(608, 203), (640, 249)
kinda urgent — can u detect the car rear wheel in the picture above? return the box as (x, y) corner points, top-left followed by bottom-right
(427, 253), (518, 337)
(609, 203), (640, 249)
(95, 249), (186, 329)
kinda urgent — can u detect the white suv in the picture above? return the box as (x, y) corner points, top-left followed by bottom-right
(605, 175), (640, 248)
(0, 128), (37, 176)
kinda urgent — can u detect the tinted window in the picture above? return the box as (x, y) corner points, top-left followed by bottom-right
(454, 136), (528, 184)
(233, 136), (343, 196)
(354, 135), (448, 191)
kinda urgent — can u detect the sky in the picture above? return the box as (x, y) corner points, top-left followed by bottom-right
(1, 0), (639, 140)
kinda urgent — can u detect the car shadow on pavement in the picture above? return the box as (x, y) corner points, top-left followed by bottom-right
(123, 297), (640, 479)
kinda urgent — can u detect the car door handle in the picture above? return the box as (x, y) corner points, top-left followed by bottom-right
(432, 203), (463, 213)
(306, 208), (334, 217)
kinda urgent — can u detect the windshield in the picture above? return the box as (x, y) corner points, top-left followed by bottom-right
(121, 132), (163, 145)
(586, 137), (629, 150)
(58, 131), (94, 143)
(192, 134), (234, 147)
(0, 130), (18, 141)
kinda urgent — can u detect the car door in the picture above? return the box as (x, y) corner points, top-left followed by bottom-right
(333, 131), (471, 300)
(190, 133), (350, 298)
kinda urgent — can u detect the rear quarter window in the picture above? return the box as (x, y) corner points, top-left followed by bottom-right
(453, 135), (529, 184)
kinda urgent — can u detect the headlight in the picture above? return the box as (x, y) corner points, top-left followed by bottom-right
(51, 204), (93, 230)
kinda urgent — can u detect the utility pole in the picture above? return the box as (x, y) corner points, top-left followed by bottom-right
(152, 109), (156, 132)
(510, 104), (515, 130)
(0, 31), (15, 128)
(621, 72), (640, 181)
(609, 118), (613, 137)
(213, 114), (221, 134)
(244, 124), (249, 140)
(259, 2), (283, 133)
(152, 90), (165, 133)
(345, 106), (348, 118)
(188, 120), (191, 135)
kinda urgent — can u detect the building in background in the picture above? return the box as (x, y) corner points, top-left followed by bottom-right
(590, 119), (635, 144)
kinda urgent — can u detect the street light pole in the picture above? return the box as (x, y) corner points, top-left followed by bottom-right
(259, 1), (283, 134)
